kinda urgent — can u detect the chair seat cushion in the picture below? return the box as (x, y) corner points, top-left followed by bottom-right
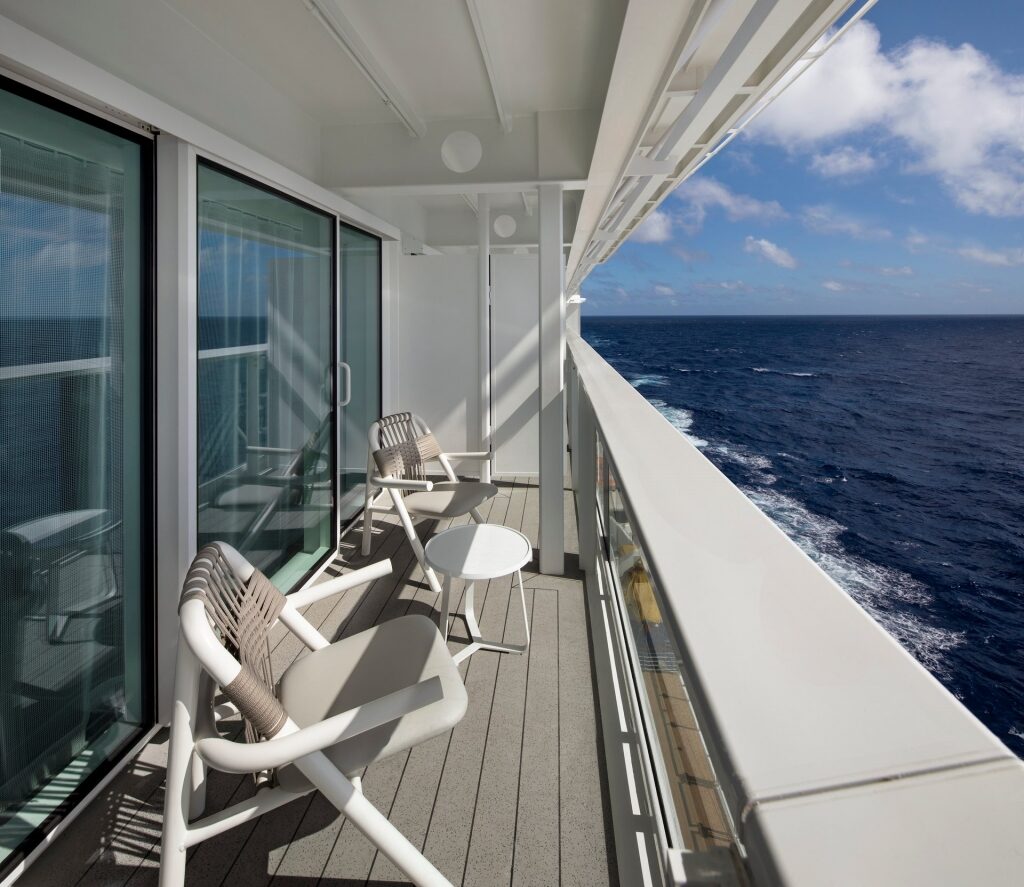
(403, 481), (498, 519)
(215, 484), (284, 507)
(276, 615), (467, 789)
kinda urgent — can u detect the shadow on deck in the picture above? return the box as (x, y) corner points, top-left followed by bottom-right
(18, 477), (617, 887)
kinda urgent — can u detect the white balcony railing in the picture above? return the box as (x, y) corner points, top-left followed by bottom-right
(566, 331), (1024, 886)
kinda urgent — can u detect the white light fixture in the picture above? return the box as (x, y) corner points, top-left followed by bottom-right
(493, 214), (517, 238)
(441, 131), (483, 173)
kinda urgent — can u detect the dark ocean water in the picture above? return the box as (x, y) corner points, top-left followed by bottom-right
(582, 315), (1024, 755)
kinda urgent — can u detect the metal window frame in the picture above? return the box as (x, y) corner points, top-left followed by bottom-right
(194, 156), (341, 595)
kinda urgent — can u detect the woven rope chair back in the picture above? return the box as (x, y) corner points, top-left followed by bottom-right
(373, 413), (441, 482)
(180, 544), (288, 743)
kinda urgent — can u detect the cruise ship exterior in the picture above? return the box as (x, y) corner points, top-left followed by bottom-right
(0, 1), (1020, 885)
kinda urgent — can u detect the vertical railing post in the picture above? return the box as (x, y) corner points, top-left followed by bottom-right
(477, 192), (492, 483)
(246, 352), (261, 474)
(538, 183), (565, 575)
(576, 378), (597, 570)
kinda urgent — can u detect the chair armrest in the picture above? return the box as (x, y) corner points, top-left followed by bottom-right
(194, 675), (444, 774)
(287, 559), (392, 610)
(372, 477), (434, 492)
(441, 451), (491, 460)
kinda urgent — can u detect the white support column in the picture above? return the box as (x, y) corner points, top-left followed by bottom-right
(155, 135), (198, 723)
(478, 193), (492, 483)
(538, 184), (565, 575)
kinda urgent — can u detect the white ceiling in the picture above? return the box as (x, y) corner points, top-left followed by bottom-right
(162, 0), (626, 124)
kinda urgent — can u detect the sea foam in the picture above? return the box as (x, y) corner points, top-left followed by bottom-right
(743, 487), (963, 678)
(647, 398), (708, 447)
(646, 392), (962, 677)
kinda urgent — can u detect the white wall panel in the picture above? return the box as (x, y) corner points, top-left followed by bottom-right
(492, 255), (540, 475)
(396, 255), (479, 468)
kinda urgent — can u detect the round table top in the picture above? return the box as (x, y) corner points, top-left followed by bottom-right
(424, 523), (532, 581)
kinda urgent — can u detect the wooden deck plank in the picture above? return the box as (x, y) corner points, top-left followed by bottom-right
(558, 562), (617, 884)
(15, 475), (614, 887)
(367, 480), (520, 884)
(461, 589), (534, 884)
(322, 480), (515, 884)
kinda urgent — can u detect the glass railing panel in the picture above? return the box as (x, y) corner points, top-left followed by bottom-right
(605, 463), (735, 854)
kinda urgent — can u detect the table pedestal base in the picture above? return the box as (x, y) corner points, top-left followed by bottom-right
(440, 572), (530, 665)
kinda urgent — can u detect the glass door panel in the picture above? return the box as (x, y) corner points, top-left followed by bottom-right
(197, 163), (335, 591)
(338, 225), (381, 526)
(0, 81), (149, 875)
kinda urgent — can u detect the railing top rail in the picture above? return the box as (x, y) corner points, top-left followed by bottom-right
(568, 331), (1022, 882)
(197, 342), (269, 361)
(0, 356), (112, 381)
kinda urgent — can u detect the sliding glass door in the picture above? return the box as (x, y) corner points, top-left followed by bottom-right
(338, 224), (382, 526)
(0, 80), (150, 875)
(196, 162), (335, 591)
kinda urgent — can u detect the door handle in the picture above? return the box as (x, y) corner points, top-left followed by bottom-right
(338, 361), (352, 407)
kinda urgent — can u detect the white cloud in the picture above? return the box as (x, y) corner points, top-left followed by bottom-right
(743, 236), (797, 268)
(653, 284), (676, 296)
(810, 146), (879, 178)
(880, 265), (913, 276)
(905, 230), (930, 252)
(752, 21), (1024, 216)
(822, 280), (845, 292)
(631, 210), (673, 243)
(957, 245), (1024, 266)
(674, 177), (786, 233)
(802, 204), (891, 240)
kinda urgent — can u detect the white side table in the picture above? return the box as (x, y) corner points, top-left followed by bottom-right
(424, 523), (532, 665)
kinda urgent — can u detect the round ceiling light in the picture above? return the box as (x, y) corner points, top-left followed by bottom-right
(493, 214), (517, 238)
(441, 131), (483, 173)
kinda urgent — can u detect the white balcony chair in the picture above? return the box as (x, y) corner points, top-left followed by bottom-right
(160, 542), (467, 887)
(361, 412), (498, 595)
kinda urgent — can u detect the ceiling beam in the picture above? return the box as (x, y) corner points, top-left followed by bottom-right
(465, 0), (512, 133)
(304, 0), (426, 138)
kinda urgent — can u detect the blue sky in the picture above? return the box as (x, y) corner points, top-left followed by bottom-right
(582, 2), (1024, 315)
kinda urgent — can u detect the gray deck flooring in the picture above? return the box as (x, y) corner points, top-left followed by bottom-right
(20, 477), (617, 887)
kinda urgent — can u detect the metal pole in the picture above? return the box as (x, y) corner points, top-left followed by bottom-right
(478, 193), (492, 483)
(538, 183), (565, 575)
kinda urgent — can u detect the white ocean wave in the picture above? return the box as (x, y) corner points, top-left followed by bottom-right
(752, 367), (817, 377)
(647, 398), (708, 447)
(642, 396), (958, 677)
(744, 487), (963, 677)
(630, 375), (669, 388)
(711, 445), (773, 472)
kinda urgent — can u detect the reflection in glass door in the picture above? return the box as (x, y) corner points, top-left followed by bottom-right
(0, 80), (150, 876)
(197, 163), (335, 592)
(338, 225), (381, 526)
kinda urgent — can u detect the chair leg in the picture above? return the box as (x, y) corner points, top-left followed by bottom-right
(361, 507), (374, 556)
(158, 704), (194, 884)
(160, 652), (202, 887)
(189, 750), (207, 820)
(296, 750), (451, 887)
(390, 492), (443, 594)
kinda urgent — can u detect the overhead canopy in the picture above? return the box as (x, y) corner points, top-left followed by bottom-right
(0, 0), (864, 269)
